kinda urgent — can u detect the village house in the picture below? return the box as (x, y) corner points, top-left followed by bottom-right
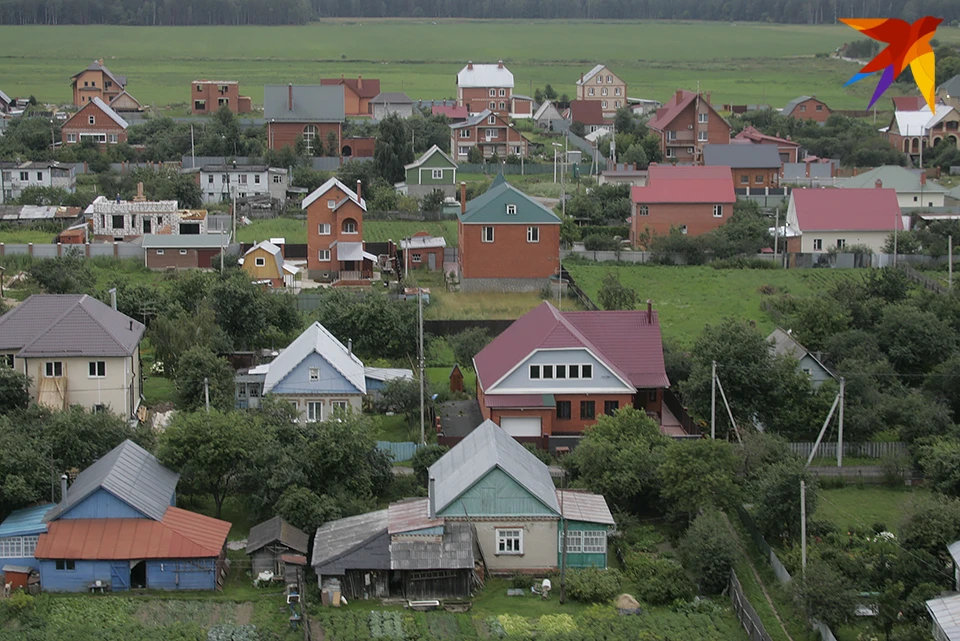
(598, 163), (648, 187)
(238, 240), (300, 288)
(61, 97), (128, 147)
(0, 503), (54, 574)
(840, 166), (948, 209)
(575, 64), (627, 118)
(190, 80), (252, 115)
(33, 440), (230, 592)
(702, 143), (782, 189)
(457, 61), (514, 118)
(371, 92), (414, 119)
(630, 164), (736, 246)
(88, 184), (207, 241)
(784, 187), (903, 255)
(0, 89), (12, 113)
(70, 59), (127, 107)
(395, 144), (458, 198)
(303, 177), (375, 284)
(183, 164), (288, 205)
(892, 96), (928, 112)
(567, 100), (607, 133)
(431, 104), (469, 123)
(628, 98), (663, 116)
(646, 90), (730, 163)
(937, 74), (960, 109)
(732, 125), (802, 163)
(265, 84), (345, 153)
(399, 231), (446, 272)
(0, 161), (76, 203)
(450, 109), (530, 161)
(883, 104), (960, 160)
(0, 294), (144, 419)
(457, 175), (561, 292)
(108, 91), (143, 114)
(321, 76), (381, 117)
(141, 233), (231, 270)
(246, 516), (309, 584)
(767, 328), (834, 388)
(782, 96), (832, 122)
(534, 101), (564, 131)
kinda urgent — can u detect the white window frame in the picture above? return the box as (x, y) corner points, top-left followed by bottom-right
(179, 249), (187, 255)
(327, 199), (336, 209)
(108, 133), (118, 144)
(506, 204), (517, 215)
(665, 148), (674, 158)
(499, 102), (505, 110)
(569, 365), (580, 379)
(156, 249), (165, 256)
(527, 226), (539, 243)
(460, 129), (470, 138)
(432, 169), (443, 180)
(542, 365), (554, 379)
(836, 239), (846, 249)
(318, 249), (331, 262)
(489, 102), (495, 110)
(485, 128), (499, 139)
(88, 361), (105, 378)
(255, 175), (261, 184)
(666, 131), (677, 141)
(487, 115), (496, 125)
(307, 401), (322, 422)
(318, 223), (331, 235)
(602, 101), (607, 109)
(713, 205), (723, 218)
(615, 88), (621, 96)
(45, 361), (63, 378)
(458, 146), (469, 156)
(561, 530), (583, 554)
(581, 364), (593, 379)
(582, 531), (607, 553)
(699, 112), (708, 123)
(499, 88), (506, 97)
(489, 88), (496, 97)
(496, 528), (523, 555)
(601, 88), (607, 96)
(88, 115), (95, 125)
(482, 226), (494, 243)
(698, 131), (708, 142)
(66, 133), (76, 143)
(343, 220), (358, 234)
(680, 224), (688, 234)
(588, 88), (594, 96)
(529, 365), (541, 379)
(272, 175), (282, 184)
(254, 257), (266, 267)
(813, 239), (823, 251)
(638, 205), (649, 216)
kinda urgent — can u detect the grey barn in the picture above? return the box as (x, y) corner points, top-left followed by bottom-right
(245, 516), (309, 584)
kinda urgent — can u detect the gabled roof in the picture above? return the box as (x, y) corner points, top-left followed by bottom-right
(569, 100), (606, 125)
(892, 96), (927, 111)
(450, 108), (508, 130)
(72, 60), (126, 89)
(632, 165), (736, 204)
(0, 89), (11, 105)
(557, 490), (615, 525)
(432, 105), (469, 120)
(702, 144), (782, 169)
(767, 328), (833, 377)
(733, 126), (800, 147)
(404, 145), (457, 171)
(363, 367), (413, 383)
(790, 188), (903, 232)
(460, 178), (561, 225)
(243, 240), (284, 275)
(457, 63), (514, 88)
(264, 85), (345, 123)
(890, 105), (956, 136)
(44, 440), (179, 523)
(109, 91), (143, 111)
(312, 509), (389, 569)
(0, 503), (55, 538)
(647, 90), (709, 131)
(262, 322), (366, 395)
(81, 97), (128, 129)
(399, 235), (446, 249)
(782, 95), (829, 117)
(428, 419), (560, 515)
(388, 498), (444, 535)
(320, 76), (381, 99)
(301, 177), (366, 211)
(246, 516), (309, 555)
(0, 294), (144, 357)
(533, 101), (562, 121)
(840, 166), (948, 194)
(926, 594), (960, 641)
(371, 92), (413, 104)
(939, 74), (960, 98)
(576, 64), (607, 86)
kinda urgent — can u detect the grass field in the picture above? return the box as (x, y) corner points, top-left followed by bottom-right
(3, 20), (957, 109)
(0, 228), (59, 244)
(817, 486), (923, 534)
(235, 218), (458, 245)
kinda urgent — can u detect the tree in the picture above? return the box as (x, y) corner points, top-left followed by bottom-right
(678, 510), (738, 594)
(467, 146), (484, 164)
(619, 144), (648, 168)
(925, 354), (960, 420)
(292, 166), (331, 193)
(918, 437), (960, 497)
(569, 121), (586, 137)
(324, 131), (339, 157)
(447, 327), (491, 367)
(789, 561), (859, 629)
(28, 253), (95, 294)
(597, 271), (637, 310)
(374, 113), (413, 183)
(877, 304), (957, 376)
(901, 493), (960, 560)
(276, 485), (341, 534)
(149, 304), (231, 377)
(378, 376), (422, 426)
(543, 84), (558, 101)
(312, 290), (417, 361)
(421, 189), (445, 213)
(659, 439), (740, 517)
(174, 346), (235, 412)
(0, 367), (30, 414)
(753, 460), (817, 543)
(411, 444), (449, 486)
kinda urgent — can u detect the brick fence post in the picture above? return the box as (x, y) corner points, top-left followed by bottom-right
(85, 242), (91, 258)
(57, 242), (62, 257)
(28, 243), (33, 257)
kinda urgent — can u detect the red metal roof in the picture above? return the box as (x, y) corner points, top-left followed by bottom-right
(34, 507), (230, 560)
(791, 188), (903, 232)
(892, 96), (926, 111)
(281, 553), (307, 566)
(321, 77), (381, 99)
(474, 302), (669, 392)
(734, 125), (799, 147)
(432, 105), (468, 120)
(388, 498), (444, 535)
(646, 90), (697, 131)
(569, 100), (606, 125)
(631, 165), (736, 204)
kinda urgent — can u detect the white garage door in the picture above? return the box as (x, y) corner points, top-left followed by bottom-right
(500, 417), (542, 438)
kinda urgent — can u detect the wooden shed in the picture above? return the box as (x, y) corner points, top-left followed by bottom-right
(449, 364), (464, 393)
(2, 565), (34, 591)
(246, 516), (310, 584)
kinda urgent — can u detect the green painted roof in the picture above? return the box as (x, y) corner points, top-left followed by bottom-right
(459, 179), (562, 225)
(840, 166), (949, 193)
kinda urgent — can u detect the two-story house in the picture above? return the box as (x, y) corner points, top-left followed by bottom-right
(884, 104), (959, 161)
(184, 164), (288, 204)
(265, 84), (345, 153)
(450, 110), (530, 161)
(702, 144), (782, 189)
(371, 92), (415, 119)
(395, 145), (458, 198)
(61, 97), (128, 148)
(457, 175), (561, 292)
(575, 65), (627, 118)
(785, 187), (903, 255)
(0, 294), (144, 419)
(321, 76), (381, 117)
(938, 74), (960, 109)
(631, 164), (736, 247)
(89, 184), (207, 241)
(646, 90), (730, 163)
(473, 301), (669, 451)
(0, 161), (77, 204)
(70, 59), (127, 107)
(457, 61), (514, 117)
(782, 96), (832, 122)
(303, 177), (375, 284)
(732, 126), (802, 163)
(191, 80), (252, 115)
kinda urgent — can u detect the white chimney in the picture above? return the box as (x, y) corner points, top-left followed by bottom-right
(60, 474), (68, 502)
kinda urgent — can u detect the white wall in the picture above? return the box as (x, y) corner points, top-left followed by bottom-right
(796, 230), (892, 254)
(18, 355), (135, 417)
(471, 519), (558, 573)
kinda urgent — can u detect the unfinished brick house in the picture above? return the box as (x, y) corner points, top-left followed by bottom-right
(191, 81), (252, 115)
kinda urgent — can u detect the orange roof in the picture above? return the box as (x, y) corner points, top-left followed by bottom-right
(35, 507), (230, 560)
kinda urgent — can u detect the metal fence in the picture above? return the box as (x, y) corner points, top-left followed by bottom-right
(729, 570), (774, 641)
(787, 442), (907, 460)
(736, 507), (793, 585)
(376, 441), (421, 462)
(455, 163), (583, 176)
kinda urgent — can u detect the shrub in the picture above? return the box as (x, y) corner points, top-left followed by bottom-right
(582, 234), (621, 251)
(678, 510), (738, 594)
(711, 256), (778, 269)
(622, 553), (694, 605)
(565, 567), (622, 603)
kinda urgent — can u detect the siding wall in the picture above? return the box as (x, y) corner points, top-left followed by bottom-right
(471, 519), (558, 573)
(145, 558), (218, 590)
(59, 488), (148, 520)
(559, 521), (608, 569)
(438, 468), (556, 517)
(493, 348), (631, 393)
(270, 351), (361, 396)
(39, 559), (128, 591)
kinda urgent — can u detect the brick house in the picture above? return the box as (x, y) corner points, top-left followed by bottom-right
(265, 84), (345, 153)
(472, 301), (669, 450)
(630, 165), (736, 247)
(432, 104), (469, 123)
(400, 231), (446, 272)
(457, 175), (561, 292)
(457, 61), (514, 117)
(646, 90), (730, 163)
(732, 125), (802, 163)
(782, 96), (832, 122)
(575, 65), (627, 118)
(568, 100), (607, 133)
(61, 97), (128, 147)
(321, 76), (381, 117)
(450, 110), (530, 161)
(70, 59), (126, 107)
(892, 96), (928, 112)
(884, 105), (960, 161)
(90, 183), (207, 241)
(141, 234), (231, 270)
(702, 144), (781, 189)
(341, 136), (376, 158)
(304, 177), (375, 284)
(191, 81), (252, 115)
(109, 91), (143, 114)
(785, 187), (903, 255)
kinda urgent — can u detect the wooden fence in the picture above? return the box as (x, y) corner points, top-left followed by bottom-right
(787, 442), (907, 460)
(899, 264), (948, 294)
(729, 570), (774, 641)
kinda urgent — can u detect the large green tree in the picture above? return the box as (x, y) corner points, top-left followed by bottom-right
(174, 346), (235, 412)
(659, 439), (741, 517)
(752, 460), (818, 543)
(374, 113), (414, 184)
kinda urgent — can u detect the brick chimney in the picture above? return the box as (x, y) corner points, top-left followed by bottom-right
(921, 172), (927, 186)
(805, 159), (810, 178)
(357, 75), (363, 91)
(98, 58), (103, 66)
(705, 91), (711, 104)
(675, 89), (683, 103)
(646, 300), (652, 323)
(287, 83), (293, 111)
(134, 182), (145, 202)
(467, 61), (473, 70)
(580, 73), (584, 86)
(875, 179), (883, 188)
(356, 179), (363, 202)
(460, 182), (467, 214)
(497, 60), (504, 69)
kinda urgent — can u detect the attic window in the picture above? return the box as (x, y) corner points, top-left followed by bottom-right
(309, 367), (320, 381)
(327, 199), (336, 209)
(487, 115), (496, 125)
(255, 257), (266, 267)
(506, 204), (517, 215)
(88, 115), (95, 125)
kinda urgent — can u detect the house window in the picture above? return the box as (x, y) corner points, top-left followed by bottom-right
(19, 172), (27, 181)
(485, 129), (499, 139)
(342, 220), (357, 234)
(588, 88), (595, 96)
(813, 239), (823, 251)
(615, 88), (621, 96)
(222, 175), (229, 184)
(496, 528), (523, 555)
(194, 100), (206, 111)
(602, 101), (607, 109)
(272, 175), (282, 184)
(45, 362), (63, 378)
(836, 239), (846, 249)
(665, 148), (674, 158)
(755, 175), (764, 184)
(482, 227), (494, 243)
(218, 97), (229, 107)
(239, 174), (248, 184)
(432, 169), (443, 179)
(740, 175), (749, 184)
(458, 146), (469, 156)
(557, 401), (571, 420)
(489, 102), (495, 110)
(666, 131), (677, 141)
(568, 365), (580, 379)
(527, 226), (539, 243)
(698, 131), (708, 142)
(561, 530), (583, 553)
(197, 85), (203, 92)
(636, 205), (649, 216)
(606, 75), (612, 83)
(55, 560), (76, 571)
(680, 224), (688, 234)
(88, 115), (95, 125)
(307, 401), (322, 422)
(615, 101), (620, 108)
(112, 214), (124, 229)
(799, 105), (807, 112)
(506, 204), (517, 215)
(529, 365), (541, 379)
(208, 175), (214, 184)
(331, 400), (348, 413)
(255, 175), (261, 184)
(913, 196), (919, 202)
(596, 76), (602, 84)
(601, 88), (607, 96)
(499, 89), (506, 97)
(542, 365), (554, 379)
(36, 172), (43, 181)
(580, 400), (596, 420)
(815, 104), (823, 112)
(327, 199), (336, 209)
(0, 537), (21, 557)
(92, 404), (106, 414)
(581, 364), (592, 379)
(302, 125), (318, 153)
(583, 531), (607, 553)
(412, 253), (422, 263)
(555, 365), (566, 379)
(698, 113), (708, 123)
(67, 133), (76, 143)
(488, 115), (496, 125)
(156, 249), (164, 256)
(88, 361), (105, 378)
(179, 249), (187, 255)
(255, 257), (266, 267)
(604, 400), (619, 416)
(489, 89), (496, 97)
(499, 102), (505, 110)
(318, 223), (331, 235)
(318, 250), (331, 261)
(713, 205), (723, 218)
(108, 133), (118, 144)
(460, 129), (470, 138)
(249, 384), (260, 398)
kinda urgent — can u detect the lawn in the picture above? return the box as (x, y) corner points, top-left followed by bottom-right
(142, 375), (176, 406)
(565, 263), (856, 346)
(0, 228), (60, 244)
(427, 366), (476, 395)
(3, 21), (957, 109)
(235, 219), (458, 246)
(236, 218), (307, 244)
(817, 486), (923, 535)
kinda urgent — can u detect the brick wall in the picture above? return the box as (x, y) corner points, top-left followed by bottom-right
(191, 82), (241, 115)
(145, 248), (201, 269)
(733, 167), (779, 189)
(632, 202), (733, 243)
(62, 101), (128, 147)
(460, 87), (511, 116)
(267, 122), (342, 152)
(460, 223), (559, 279)
(788, 98), (831, 122)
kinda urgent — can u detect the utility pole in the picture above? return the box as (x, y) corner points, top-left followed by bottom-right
(559, 477), (568, 604)
(773, 207), (780, 263)
(800, 480), (807, 576)
(950, 235), (954, 290)
(232, 183), (237, 244)
(190, 124), (196, 168)
(418, 287), (425, 445)
(710, 360), (717, 439)
(204, 377), (210, 413)
(837, 377), (845, 467)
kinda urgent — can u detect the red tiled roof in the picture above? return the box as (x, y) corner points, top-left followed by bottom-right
(569, 100), (606, 125)
(432, 105), (468, 120)
(631, 165), (736, 204)
(321, 77), (381, 99)
(474, 302), (669, 392)
(34, 507), (230, 560)
(646, 90), (698, 131)
(892, 96), (925, 111)
(790, 188), (903, 232)
(734, 125), (799, 147)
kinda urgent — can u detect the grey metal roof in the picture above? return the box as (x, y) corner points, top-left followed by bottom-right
(0, 89), (10, 105)
(949, 540), (960, 568)
(312, 509), (389, 570)
(90, 97), (129, 129)
(428, 419), (560, 515)
(702, 144), (782, 169)
(246, 516), (309, 555)
(782, 96), (811, 117)
(0, 294), (144, 357)
(940, 74), (960, 98)
(767, 328), (834, 379)
(928, 594), (960, 641)
(141, 233), (230, 249)
(372, 92), (413, 104)
(451, 109), (497, 129)
(390, 522), (475, 570)
(44, 440), (180, 523)
(264, 85), (345, 123)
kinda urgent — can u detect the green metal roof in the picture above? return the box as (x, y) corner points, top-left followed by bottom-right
(459, 177), (562, 225)
(840, 166), (948, 193)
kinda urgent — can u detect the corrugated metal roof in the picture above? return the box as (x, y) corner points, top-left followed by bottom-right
(2, 565), (33, 574)
(282, 553), (307, 565)
(702, 144), (782, 169)
(429, 419), (560, 515)
(364, 367), (413, 383)
(575, 64), (606, 86)
(647, 90), (697, 131)
(262, 322), (366, 395)
(264, 85), (345, 123)
(399, 235), (446, 250)
(372, 92), (413, 104)
(460, 179), (561, 225)
(790, 188), (903, 232)
(890, 105), (955, 136)
(457, 63), (514, 88)
(840, 166), (948, 193)
(90, 97), (129, 129)
(44, 440), (179, 523)
(569, 100), (605, 126)
(782, 96), (812, 117)
(141, 233), (230, 249)
(246, 516), (309, 555)
(390, 522), (475, 570)
(557, 490), (615, 525)
(18, 206), (59, 220)
(766, 327), (833, 382)
(432, 105), (468, 120)
(320, 77), (381, 99)
(312, 509), (389, 569)
(632, 165), (736, 204)
(388, 498), (444, 534)
(948, 540), (960, 568)
(928, 594), (960, 641)
(941, 74), (960, 98)
(0, 503), (55, 538)
(404, 145), (457, 171)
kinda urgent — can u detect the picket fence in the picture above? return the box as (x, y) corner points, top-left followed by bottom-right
(787, 442), (907, 460)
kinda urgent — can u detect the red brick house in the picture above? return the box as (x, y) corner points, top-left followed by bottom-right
(341, 136), (376, 158)
(472, 301), (669, 449)
(321, 76), (381, 117)
(303, 177), (375, 284)
(450, 110), (530, 161)
(141, 234), (230, 270)
(191, 80), (252, 115)
(568, 100), (607, 133)
(265, 84), (345, 153)
(400, 231), (446, 272)
(646, 90), (730, 163)
(732, 125), (802, 163)
(457, 61), (514, 117)
(61, 97), (128, 147)
(892, 96), (927, 112)
(630, 165), (736, 247)
(782, 96), (832, 122)
(432, 104), (469, 123)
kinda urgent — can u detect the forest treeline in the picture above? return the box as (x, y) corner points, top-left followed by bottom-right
(3, 0), (959, 27)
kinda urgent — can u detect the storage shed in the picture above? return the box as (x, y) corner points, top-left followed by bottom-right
(246, 516), (310, 584)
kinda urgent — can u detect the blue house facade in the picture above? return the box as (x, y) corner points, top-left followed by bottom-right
(0, 503), (54, 571)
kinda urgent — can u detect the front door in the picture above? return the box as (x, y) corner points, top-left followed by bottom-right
(143, 218), (151, 234)
(130, 560), (147, 589)
(428, 253), (436, 270)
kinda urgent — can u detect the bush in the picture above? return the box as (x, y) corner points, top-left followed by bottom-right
(565, 567), (622, 603)
(678, 510), (738, 594)
(622, 553), (694, 605)
(510, 573), (532, 589)
(582, 234), (622, 251)
(710, 256), (778, 270)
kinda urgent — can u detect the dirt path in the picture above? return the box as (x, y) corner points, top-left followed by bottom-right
(235, 602), (253, 626)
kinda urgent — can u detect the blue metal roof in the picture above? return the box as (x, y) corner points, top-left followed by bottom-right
(0, 504), (55, 538)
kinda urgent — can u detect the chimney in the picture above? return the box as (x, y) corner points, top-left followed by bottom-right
(497, 60), (504, 69)
(109, 287), (117, 310)
(356, 179), (362, 202)
(347, 338), (353, 355)
(357, 75), (363, 91)
(634, 163), (638, 171)
(675, 89), (683, 103)
(428, 477), (436, 519)
(921, 172), (927, 186)
(646, 299), (652, 323)
(875, 179), (883, 189)
(287, 83), (293, 111)
(580, 73), (584, 86)
(129, 320), (133, 331)
(460, 182), (467, 214)
(805, 160), (810, 178)
(134, 182), (145, 202)
(60, 474), (68, 502)
(98, 58), (103, 66)
(467, 61), (473, 70)
(705, 91), (711, 104)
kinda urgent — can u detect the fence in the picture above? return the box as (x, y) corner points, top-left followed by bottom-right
(455, 162), (585, 176)
(729, 570), (774, 641)
(787, 442), (907, 460)
(0, 242), (145, 260)
(376, 441), (421, 462)
(663, 389), (701, 436)
(899, 264), (948, 294)
(561, 268), (599, 310)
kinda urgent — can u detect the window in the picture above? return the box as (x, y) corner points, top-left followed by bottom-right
(596, 76), (602, 84)
(615, 101), (620, 108)
(913, 196), (919, 202)
(648, 390), (657, 402)
(93, 404), (106, 414)
(529, 365), (541, 379)
(218, 97), (229, 107)
(666, 131), (677, 141)
(36, 172), (43, 181)
(601, 88), (607, 96)
(460, 129), (470, 138)
(432, 169), (443, 180)
(755, 175), (764, 184)
(255, 175), (261, 184)
(88, 361), (105, 378)
(221, 174), (230, 184)
(580, 401), (596, 420)
(740, 175), (749, 184)
(1, 354), (13, 369)
(272, 175), (281, 184)
(698, 131), (708, 142)
(601, 101), (607, 109)
(527, 226), (539, 243)
(327, 199), (336, 209)
(615, 88), (621, 96)
(557, 401), (571, 420)
(604, 400), (619, 416)
(698, 112), (708, 123)
(680, 224), (688, 234)
(108, 133), (118, 144)
(504, 204), (517, 215)
(194, 100), (206, 111)
(583, 531), (607, 553)
(489, 102), (495, 110)
(302, 124), (318, 154)
(815, 104), (823, 112)
(482, 226), (494, 243)
(458, 146), (469, 156)
(665, 148), (674, 158)
(496, 528), (523, 554)
(499, 102), (505, 110)
(542, 365), (554, 379)
(88, 115), (95, 125)
(561, 530), (583, 553)
(249, 384), (260, 398)
(0, 537), (21, 557)
(197, 85), (203, 92)
(179, 249), (187, 255)
(254, 257), (266, 267)
(66, 133), (76, 143)
(555, 365), (566, 379)
(499, 89), (506, 97)
(342, 220), (357, 234)
(80, 133), (106, 143)
(307, 401), (322, 422)
(489, 89), (496, 97)
(606, 75), (612, 83)
(836, 239), (846, 249)
(332, 400), (348, 413)
(569, 365), (580, 379)
(112, 214), (124, 229)
(485, 129), (499, 139)
(156, 249), (164, 256)
(487, 115), (496, 124)
(799, 105), (807, 112)
(45, 362), (63, 378)
(588, 88), (595, 96)
(412, 253), (422, 263)
(19, 171), (27, 181)
(207, 175), (214, 184)
(581, 364), (593, 379)
(318, 249), (331, 261)
(511, 146), (520, 155)
(713, 205), (723, 218)
(813, 238), (823, 251)
(55, 560), (76, 571)
(239, 174), (248, 184)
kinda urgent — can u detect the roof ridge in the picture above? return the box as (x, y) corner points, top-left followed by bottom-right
(17, 295), (86, 355)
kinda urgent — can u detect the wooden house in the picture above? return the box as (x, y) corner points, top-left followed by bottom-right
(246, 516), (309, 584)
(450, 364), (464, 393)
(239, 240), (300, 288)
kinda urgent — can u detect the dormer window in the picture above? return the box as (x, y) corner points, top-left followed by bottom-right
(506, 204), (517, 215)
(487, 115), (496, 125)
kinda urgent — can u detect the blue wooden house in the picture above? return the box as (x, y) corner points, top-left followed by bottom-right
(0, 503), (55, 572)
(33, 440), (231, 592)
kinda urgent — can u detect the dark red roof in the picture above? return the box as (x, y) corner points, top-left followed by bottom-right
(281, 553), (307, 565)
(631, 165), (736, 204)
(569, 100), (606, 125)
(734, 125), (799, 147)
(647, 90), (698, 131)
(321, 77), (381, 99)
(892, 96), (925, 111)
(791, 188), (903, 232)
(432, 105), (468, 120)
(474, 302), (669, 392)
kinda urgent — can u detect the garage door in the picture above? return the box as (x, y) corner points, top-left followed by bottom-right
(500, 417), (542, 438)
